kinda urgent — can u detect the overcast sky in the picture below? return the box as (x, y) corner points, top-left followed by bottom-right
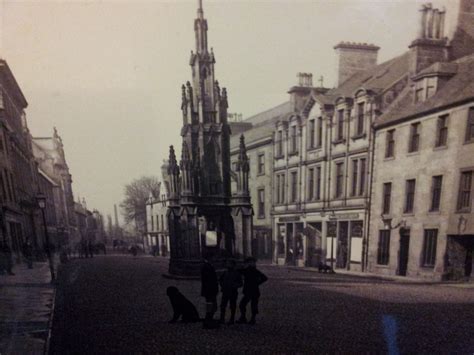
(1, 0), (458, 221)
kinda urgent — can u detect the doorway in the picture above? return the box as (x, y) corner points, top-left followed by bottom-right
(398, 228), (410, 276)
(336, 221), (348, 269)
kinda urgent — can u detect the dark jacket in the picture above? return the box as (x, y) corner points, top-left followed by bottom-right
(241, 267), (268, 297)
(219, 269), (243, 294)
(201, 261), (218, 298)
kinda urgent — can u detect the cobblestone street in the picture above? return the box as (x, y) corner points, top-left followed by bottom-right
(49, 256), (474, 354)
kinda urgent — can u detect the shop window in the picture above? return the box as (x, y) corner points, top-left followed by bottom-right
(377, 230), (390, 265)
(422, 229), (438, 267)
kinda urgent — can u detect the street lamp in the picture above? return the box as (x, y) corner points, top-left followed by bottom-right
(327, 210), (337, 270)
(380, 214), (406, 230)
(36, 192), (56, 283)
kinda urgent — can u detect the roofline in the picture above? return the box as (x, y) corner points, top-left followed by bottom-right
(376, 97), (474, 130)
(38, 168), (59, 186)
(0, 59), (28, 108)
(243, 101), (290, 122)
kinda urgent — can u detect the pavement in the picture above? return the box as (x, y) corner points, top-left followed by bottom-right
(0, 260), (56, 355)
(286, 265), (474, 287)
(49, 255), (474, 354)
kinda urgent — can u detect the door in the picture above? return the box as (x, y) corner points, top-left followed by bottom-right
(465, 248), (473, 278)
(286, 224), (295, 265)
(398, 229), (410, 276)
(336, 222), (349, 269)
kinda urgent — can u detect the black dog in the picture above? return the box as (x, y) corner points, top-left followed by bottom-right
(318, 262), (334, 273)
(166, 286), (200, 323)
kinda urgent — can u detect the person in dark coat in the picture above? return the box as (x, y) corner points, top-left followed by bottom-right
(201, 256), (219, 329)
(166, 286), (200, 323)
(237, 257), (267, 325)
(1, 241), (14, 276)
(219, 259), (243, 324)
(22, 241), (33, 269)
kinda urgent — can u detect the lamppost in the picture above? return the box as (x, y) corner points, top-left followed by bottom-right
(380, 214), (406, 230)
(36, 192), (56, 283)
(327, 210), (337, 270)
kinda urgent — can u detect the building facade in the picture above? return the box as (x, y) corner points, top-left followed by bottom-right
(368, 0), (474, 280)
(146, 193), (170, 256)
(0, 59), (44, 260)
(230, 102), (293, 260)
(33, 128), (78, 248)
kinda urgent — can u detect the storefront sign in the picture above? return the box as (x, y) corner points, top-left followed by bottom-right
(322, 213), (360, 220)
(279, 216), (301, 222)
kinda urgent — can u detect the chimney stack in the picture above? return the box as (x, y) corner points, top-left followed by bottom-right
(409, 3), (449, 75)
(333, 42), (380, 86)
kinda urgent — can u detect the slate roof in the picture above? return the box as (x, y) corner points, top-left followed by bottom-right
(230, 101), (292, 151)
(326, 52), (410, 99)
(243, 101), (292, 127)
(375, 54), (474, 128)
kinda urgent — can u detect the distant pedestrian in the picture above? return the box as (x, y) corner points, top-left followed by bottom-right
(130, 245), (138, 257)
(87, 241), (94, 258)
(201, 255), (219, 329)
(22, 240), (33, 269)
(1, 241), (15, 276)
(219, 259), (242, 325)
(237, 257), (267, 325)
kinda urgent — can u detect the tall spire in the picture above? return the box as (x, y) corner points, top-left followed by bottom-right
(194, 0), (208, 54)
(197, 0), (204, 19)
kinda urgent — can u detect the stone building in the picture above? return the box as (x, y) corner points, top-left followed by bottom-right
(0, 59), (42, 260)
(146, 192), (170, 256)
(37, 168), (59, 248)
(32, 128), (78, 248)
(145, 161), (170, 256)
(230, 103), (292, 260)
(368, 0), (474, 280)
(167, 1), (252, 276)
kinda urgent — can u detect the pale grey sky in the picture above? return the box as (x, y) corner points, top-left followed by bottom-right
(1, 0), (457, 220)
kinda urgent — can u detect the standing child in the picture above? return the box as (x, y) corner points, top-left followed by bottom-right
(237, 257), (267, 325)
(219, 259), (243, 325)
(201, 256), (219, 329)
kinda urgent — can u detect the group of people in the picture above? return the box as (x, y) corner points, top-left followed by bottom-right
(167, 256), (268, 329)
(204, 256), (268, 327)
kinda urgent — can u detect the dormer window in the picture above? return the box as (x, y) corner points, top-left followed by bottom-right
(337, 109), (344, 141)
(290, 126), (298, 154)
(415, 81), (425, 103)
(356, 102), (365, 135)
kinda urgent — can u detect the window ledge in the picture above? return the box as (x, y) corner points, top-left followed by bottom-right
(307, 146), (323, 153)
(464, 139), (474, 145)
(456, 208), (471, 214)
(288, 151), (299, 157)
(332, 139), (346, 145)
(406, 151), (420, 156)
(402, 212), (415, 217)
(257, 215), (266, 220)
(257, 172), (265, 177)
(374, 264), (390, 268)
(384, 156), (395, 161)
(433, 145), (447, 151)
(428, 210), (441, 214)
(351, 133), (367, 141)
(274, 154), (285, 160)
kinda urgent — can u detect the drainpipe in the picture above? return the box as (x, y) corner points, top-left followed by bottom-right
(364, 99), (377, 272)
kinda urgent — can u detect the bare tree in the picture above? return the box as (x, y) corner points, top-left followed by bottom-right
(120, 176), (161, 235)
